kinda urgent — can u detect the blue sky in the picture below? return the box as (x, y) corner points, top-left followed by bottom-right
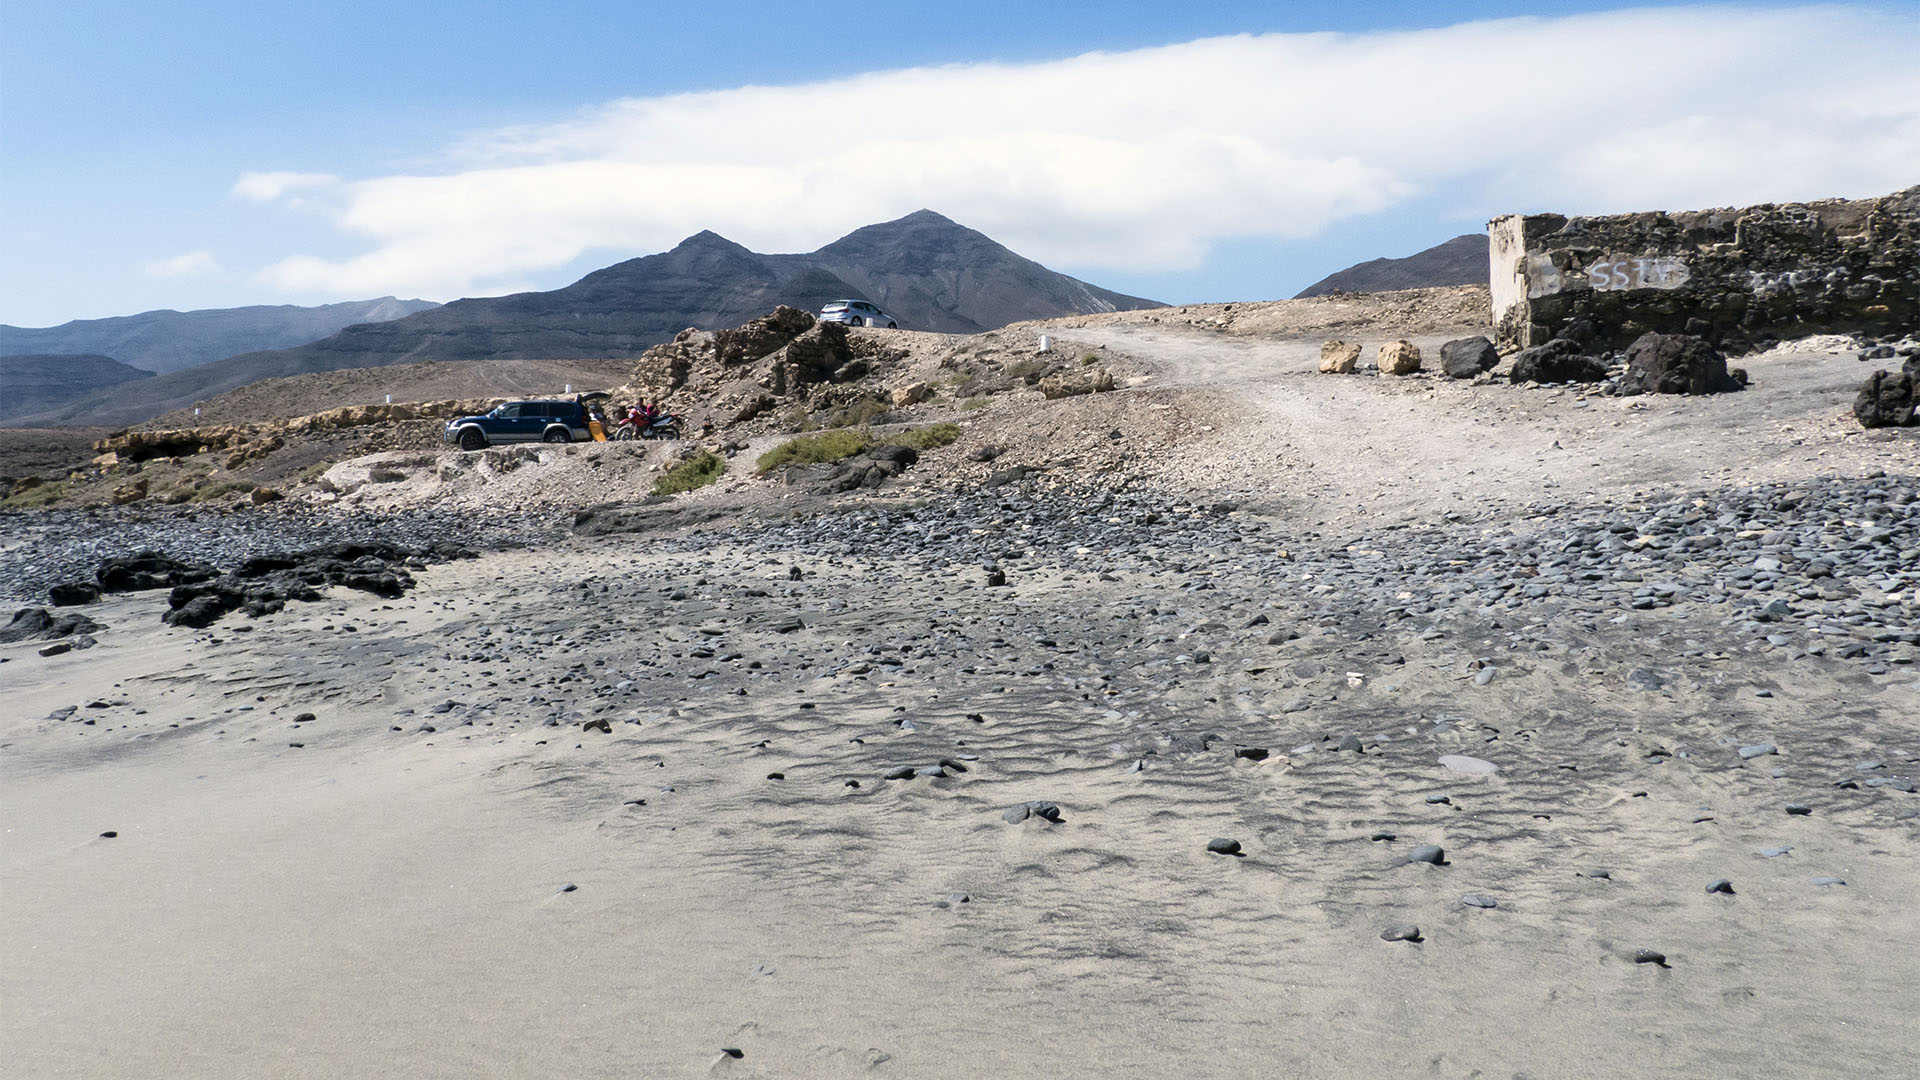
(4, 1), (1917, 326)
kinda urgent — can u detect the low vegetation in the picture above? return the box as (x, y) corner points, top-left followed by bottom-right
(1, 480), (70, 509)
(756, 422), (962, 474)
(652, 450), (727, 495)
(888, 422), (960, 452)
(190, 479), (257, 502)
(821, 395), (892, 429)
(756, 429), (873, 473)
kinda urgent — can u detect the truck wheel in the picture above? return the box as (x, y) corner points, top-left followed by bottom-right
(543, 428), (571, 443)
(458, 428), (486, 451)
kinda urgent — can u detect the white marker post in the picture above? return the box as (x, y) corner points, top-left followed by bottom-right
(1038, 335), (1052, 353)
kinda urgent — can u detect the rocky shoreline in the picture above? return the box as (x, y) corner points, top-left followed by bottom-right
(0, 503), (558, 606)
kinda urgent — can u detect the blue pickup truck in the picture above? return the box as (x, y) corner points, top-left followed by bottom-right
(444, 398), (594, 451)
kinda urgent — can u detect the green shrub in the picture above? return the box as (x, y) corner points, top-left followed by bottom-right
(652, 450), (727, 495)
(960, 397), (990, 412)
(887, 422), (960, 452)
(190, 479), (256, 502)
(822, 396), (891, 429)
(1, 480), (69, 508)
(1080, 351), (1100, 366)
(756, 429), (873, 473)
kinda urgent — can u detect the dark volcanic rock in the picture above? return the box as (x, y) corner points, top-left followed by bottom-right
(1853, 367), (1917, 428)
(0, 607), (104, 643)
(1440, 336), (1500, 379)
(1623, 332), (1743, 395)
(93, 541), (474, 628)
(1003, 801), (1063, 824)
(1510, 339), (1607, 384)
(47, 582), (102, 606)
(97, 551), (217, 593)
(813, 443), (919, 494)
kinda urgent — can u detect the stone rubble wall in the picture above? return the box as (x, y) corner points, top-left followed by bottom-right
(1490, 186), (1920, 352)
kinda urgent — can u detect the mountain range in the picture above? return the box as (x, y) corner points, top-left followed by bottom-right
(1294, 233), (1488, 298)
(0, 355), (157, 423)
(0, 297), (439, 375)
(11, 211), (1160, 428)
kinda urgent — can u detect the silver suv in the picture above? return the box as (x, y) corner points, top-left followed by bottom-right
(819, 300), (898, 328)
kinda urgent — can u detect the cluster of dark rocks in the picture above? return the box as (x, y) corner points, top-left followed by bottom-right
(0, 503), (549, 607)
(1441, 330), (1747, 395)
(43, 542), (477, 627)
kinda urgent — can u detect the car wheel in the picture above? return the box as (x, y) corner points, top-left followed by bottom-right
(458, 427), (486, 451)
(543, 428), (570, 443)
(887, 321), (897, 329)
(850, 316), (865, 327)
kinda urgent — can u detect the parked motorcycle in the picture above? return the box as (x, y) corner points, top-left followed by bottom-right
(613, 411), (684, 440)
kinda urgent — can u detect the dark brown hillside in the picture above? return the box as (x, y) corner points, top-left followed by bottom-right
(1294, 233), (1488, 298)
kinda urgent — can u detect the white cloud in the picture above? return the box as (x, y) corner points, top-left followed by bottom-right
(231, 171), (340, 203)
(145, 250), (221, 278)
(246, 5), (1920, 299)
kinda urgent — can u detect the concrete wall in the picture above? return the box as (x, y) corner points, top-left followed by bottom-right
(1489, 186), (1920, 352)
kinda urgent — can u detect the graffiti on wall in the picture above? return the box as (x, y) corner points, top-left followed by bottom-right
(1588, 256), (1690, 292)
(1526, 253), (1691, 298)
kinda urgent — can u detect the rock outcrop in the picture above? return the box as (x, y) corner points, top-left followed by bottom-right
(96, 396), (512, 463)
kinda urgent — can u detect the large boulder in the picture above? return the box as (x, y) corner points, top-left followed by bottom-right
(892, 382), (935, 408)
(1439, 336), (1500, 379)
(1623, 333), (1743, 395)
(1854, 367), (1918, 428)
(1377, 340), (1422, 375)
(1319, 340), (1361, 374)
(1037, 369), (1115, 399)
(1511, 339), (1608, 384)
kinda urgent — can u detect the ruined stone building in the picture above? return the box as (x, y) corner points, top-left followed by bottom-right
(1490, 186), (1919, 352)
